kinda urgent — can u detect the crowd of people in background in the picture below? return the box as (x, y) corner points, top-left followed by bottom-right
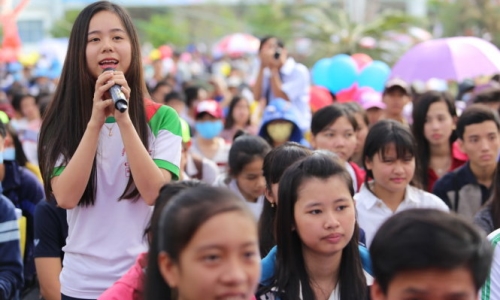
(2, 1), (500, 300)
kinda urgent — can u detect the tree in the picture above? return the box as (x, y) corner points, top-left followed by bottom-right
(50, 10), (80, 38)
(297, 2), (425, 65)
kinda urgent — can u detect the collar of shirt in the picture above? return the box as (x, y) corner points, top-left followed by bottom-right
(358, 182), (419, 210)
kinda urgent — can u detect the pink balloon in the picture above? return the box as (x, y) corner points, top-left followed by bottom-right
(310, 86), (333, 112)
(351, 53), (373, 71)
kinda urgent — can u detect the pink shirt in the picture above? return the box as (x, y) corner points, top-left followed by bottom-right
(98, 252), (147, 300)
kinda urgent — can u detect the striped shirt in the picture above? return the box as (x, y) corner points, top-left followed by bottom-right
(481, 228), (500, 299)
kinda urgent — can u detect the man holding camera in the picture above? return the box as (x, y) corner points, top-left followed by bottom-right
(252, 36), (311, 133)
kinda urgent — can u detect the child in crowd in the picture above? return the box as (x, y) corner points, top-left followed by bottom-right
(190, 99), (230, 173)
(412, 91), (467, 192)
(258, 142), (312, 257)
(220, 96), (257, 143)
(310, 104), (365, 191)
(145, 186), (261, 300)
(214, 133), (271, 219)
(258, 153), (372, 299)
(343, 102), (370, 169)
(163, 91), (185, 117)
(370, 209), (492, 300)
(359, 89), (386, 126)
(38, 2), (182, 298)
(356, 120), (449, 247)
(434, 104), (500, 221)
(382, 79), (411, 125)
(11, 93), (42, 165)
(258, 98), (308, 148)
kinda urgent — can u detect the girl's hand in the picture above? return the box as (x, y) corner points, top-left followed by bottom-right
(89, 70), (116, 128)
(108, 70), (132, 125)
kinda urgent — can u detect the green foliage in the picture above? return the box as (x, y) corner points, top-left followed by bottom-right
(50, 10), (80, 38)
(135, 12), (190, 47)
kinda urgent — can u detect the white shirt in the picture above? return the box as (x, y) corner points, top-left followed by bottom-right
(184, 154), (220, 185)
(59, 106), (182, 298)
(355, 183), (449, 247)
(229, 179), (264, 220)
(261, 57), (311, 133)
(190, 137), (231, 173)
(481, 228), (500, 299)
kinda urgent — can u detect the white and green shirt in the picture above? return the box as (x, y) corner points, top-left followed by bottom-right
(481, 228), (500, 300)
(56, 100), (182, 299)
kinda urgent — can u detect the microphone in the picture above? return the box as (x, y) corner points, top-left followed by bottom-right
(103, 68), (128, 113)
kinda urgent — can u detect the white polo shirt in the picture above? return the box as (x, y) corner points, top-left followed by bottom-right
(355, 183), (449, 247)
(481, 228), (500, 299)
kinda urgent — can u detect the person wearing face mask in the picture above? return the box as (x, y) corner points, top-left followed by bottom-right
(189, 100), (231, 173)
(258, 98), (309, 148)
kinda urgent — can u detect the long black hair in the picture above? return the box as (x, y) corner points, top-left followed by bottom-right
(38, 1), (149, 205)
(259, 142), (312, 257)
(259, 153), (366, 299)
(363, 120), (421, 191)
(145, 186), (255, 300)
(412, 91), (457, 190)
(224, 96), (251, 130)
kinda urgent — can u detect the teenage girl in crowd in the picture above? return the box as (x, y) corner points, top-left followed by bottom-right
(257, 153), (372, 299)
(145, 186), (261, 300)
(220, 96), (257, 143)
(38, 2), (182, 299)
(412, 91), (467, 192)
(310, 104), (365, 192)
(258, 142), (312, 257)
(99, 181), (202, 300)
(214, 133), (271, 219)
(342, 102), (370, 168)
(355, 120), (449, 247)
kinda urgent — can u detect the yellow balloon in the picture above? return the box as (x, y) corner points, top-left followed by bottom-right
(220, 62), (231, 77)
(19, 52), (40, 66)
(149, 49), (161, 61)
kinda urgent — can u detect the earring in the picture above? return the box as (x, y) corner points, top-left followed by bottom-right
(271, 202), (275, 208)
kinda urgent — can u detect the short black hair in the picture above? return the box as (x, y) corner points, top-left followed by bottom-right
(472, 88), (500, 104)
(370, 209), (493, 294)
(164, 91), (185, 104)
(456, 104), (500, 139)
(259, 35), (285, 52)
(151, 80), (172, 94)
(184, 86), (203, 108)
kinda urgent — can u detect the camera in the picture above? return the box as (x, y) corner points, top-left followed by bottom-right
(274, 48), (282, 60)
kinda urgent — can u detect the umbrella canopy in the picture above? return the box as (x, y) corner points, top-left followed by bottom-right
(212, 33), (260, 58)
(390, 36), (500, 82)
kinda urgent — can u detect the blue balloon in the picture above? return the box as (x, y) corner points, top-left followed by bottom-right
(358, 61), (391, 92)
(326, 54), (358, 93)
(311, 58), (332, 89)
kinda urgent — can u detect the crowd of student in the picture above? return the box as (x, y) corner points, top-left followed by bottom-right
(2, 1), (500, 300)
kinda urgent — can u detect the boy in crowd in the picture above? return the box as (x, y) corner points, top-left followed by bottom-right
(370, 209), (492, 300)
(382, 78), (411, 125)
(433, 105), (500, 221)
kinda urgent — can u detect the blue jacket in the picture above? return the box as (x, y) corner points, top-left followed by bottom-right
(258, 98), (309, 147)
(0, 195), (23, 300)
(2, 161), (44, 287)
(260, 245), (373, 286)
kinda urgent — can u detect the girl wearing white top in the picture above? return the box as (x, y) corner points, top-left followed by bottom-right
(355, 120), (449, 247)
(257, 153), (371, 300)
(38, 2), (181, 298)
(214, 133), (271, 220)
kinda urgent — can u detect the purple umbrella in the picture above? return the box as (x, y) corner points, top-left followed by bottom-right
(390, 36), (500, 82)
